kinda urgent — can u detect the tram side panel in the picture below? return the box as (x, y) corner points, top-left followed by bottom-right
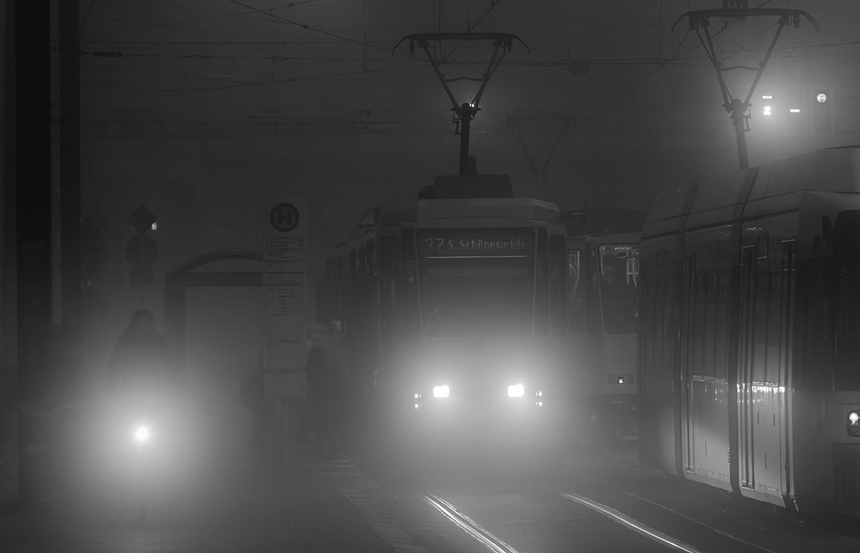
(677, 224), (738, 492)
(567, 236), (640, 441)
(790, 193), (860, 513)
(638, 232), (684, 475)
(735, 211), (798, 506)
(566, 239), (614, 437)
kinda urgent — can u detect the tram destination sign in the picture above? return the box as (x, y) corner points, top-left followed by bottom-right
(419, 230), (532, 258)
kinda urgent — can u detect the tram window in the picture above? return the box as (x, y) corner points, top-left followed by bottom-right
(713, 271), (729, 380)
(366, 241), (375, 275)
(599, 244), (639, 334)
(798, 256), (860, 391)
(835, 264), (860, 390)
(568, 250), (584, 332)
(584, 246), (601, 334)
(401, 230), (421, 334)
(692, 271), (711, 378)
(415, 228), (535, 337)
(661, 276), (676, 378)
(766, 266), (784, 384)
(753, 270), (769, 383)
(649, 274), (666, 376)
(801, 261), (837, 390)
(380, 237), (399, 335)
(702, 272), (719, 378)
(535, 229), (550, 336)
(550, 234), (567, 335)
(647, 274), (662, 375)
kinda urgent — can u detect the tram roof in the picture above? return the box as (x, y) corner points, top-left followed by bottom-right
(376, 197), (561, 224)
(643, 146), (860, 236)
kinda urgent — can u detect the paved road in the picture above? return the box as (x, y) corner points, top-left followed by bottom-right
(361, 442), (860, 553)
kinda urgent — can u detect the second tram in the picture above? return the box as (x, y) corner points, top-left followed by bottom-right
(638, 146), (860, 515)
(564, 209), (646, 442)
(316, 176), (569, 467)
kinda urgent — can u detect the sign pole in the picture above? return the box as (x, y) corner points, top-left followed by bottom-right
(261, 198), (308, 472)
(126, 205), (158, 302)
(138, 229), (144, 306)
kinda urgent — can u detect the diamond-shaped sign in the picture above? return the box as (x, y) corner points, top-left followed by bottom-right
(127, 205), (157, 234)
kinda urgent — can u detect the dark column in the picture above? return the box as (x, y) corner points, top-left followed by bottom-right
(14, 0), (53, 504)
(60, 0), (81, 356)
(1, 0), (20, 507)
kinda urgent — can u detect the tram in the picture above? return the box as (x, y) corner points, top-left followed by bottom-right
(315, 175), (569, 467)
(563, 209), (645, 442)
(638, 146), (860, 515)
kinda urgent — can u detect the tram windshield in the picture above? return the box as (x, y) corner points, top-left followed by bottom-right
(417, 229), (534, 336)
(598, 244), (639, 334)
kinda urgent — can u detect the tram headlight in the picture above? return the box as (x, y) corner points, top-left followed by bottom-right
(134, 425), (150, 443)
(432, 384), (450, 398)
(507, 383), (525, 398)
(848, 410), (860, 437)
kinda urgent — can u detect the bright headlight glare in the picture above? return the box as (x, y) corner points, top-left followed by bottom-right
(433, 385), (450, 398)
(507, 383), (525, 398)
(134, 426), (150, 442)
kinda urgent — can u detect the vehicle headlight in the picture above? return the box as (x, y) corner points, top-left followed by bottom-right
(433, 384), (450, 398)
(507, 383), (525, 398)
(134, 425), (150, 443)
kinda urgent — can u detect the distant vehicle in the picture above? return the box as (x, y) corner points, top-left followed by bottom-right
(638, 146), (860, 516)
(316, 175), (569, 469)
(563, 209), (646, 443)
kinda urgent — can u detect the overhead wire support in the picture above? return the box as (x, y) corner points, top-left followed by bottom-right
(393, 32), (529, 175)
(672, 8), (818, 170)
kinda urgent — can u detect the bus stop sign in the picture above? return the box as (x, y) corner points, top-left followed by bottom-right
(269, 202), (301, 233)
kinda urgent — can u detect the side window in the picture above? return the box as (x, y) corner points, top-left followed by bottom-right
(584, 245), (601, 334)
(400, 230), (420, 334)
(379, 237), (399, 335)
(753, 268), (769, 383)
(713, 269), (729, 380)
(535, 229), (550, 336)
(550, 234), (568, 335)
(366, 241), (375, 276)
(568, 250), (584, 332)
(661, 274), (676, 378)
(649, 272), (665, 376)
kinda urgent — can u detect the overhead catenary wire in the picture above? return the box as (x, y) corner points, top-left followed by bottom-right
(71, 0), (859, 128)
(227, 0), (409, 57)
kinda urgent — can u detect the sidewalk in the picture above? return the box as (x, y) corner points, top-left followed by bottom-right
(0, 439), (403, 553)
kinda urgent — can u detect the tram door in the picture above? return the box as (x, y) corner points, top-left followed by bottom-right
(738, 239), (794, 497)
(681, 255), (696, 473)
(739, 246), (756, 490)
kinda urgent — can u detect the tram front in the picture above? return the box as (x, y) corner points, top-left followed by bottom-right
(375, 210), (569, 471)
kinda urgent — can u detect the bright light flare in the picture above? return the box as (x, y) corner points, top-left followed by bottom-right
(507, 383), (525, 398)
(134, 426), (150, 442)
(848, 411), (860, 437)
(433, 385), (450, 398)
